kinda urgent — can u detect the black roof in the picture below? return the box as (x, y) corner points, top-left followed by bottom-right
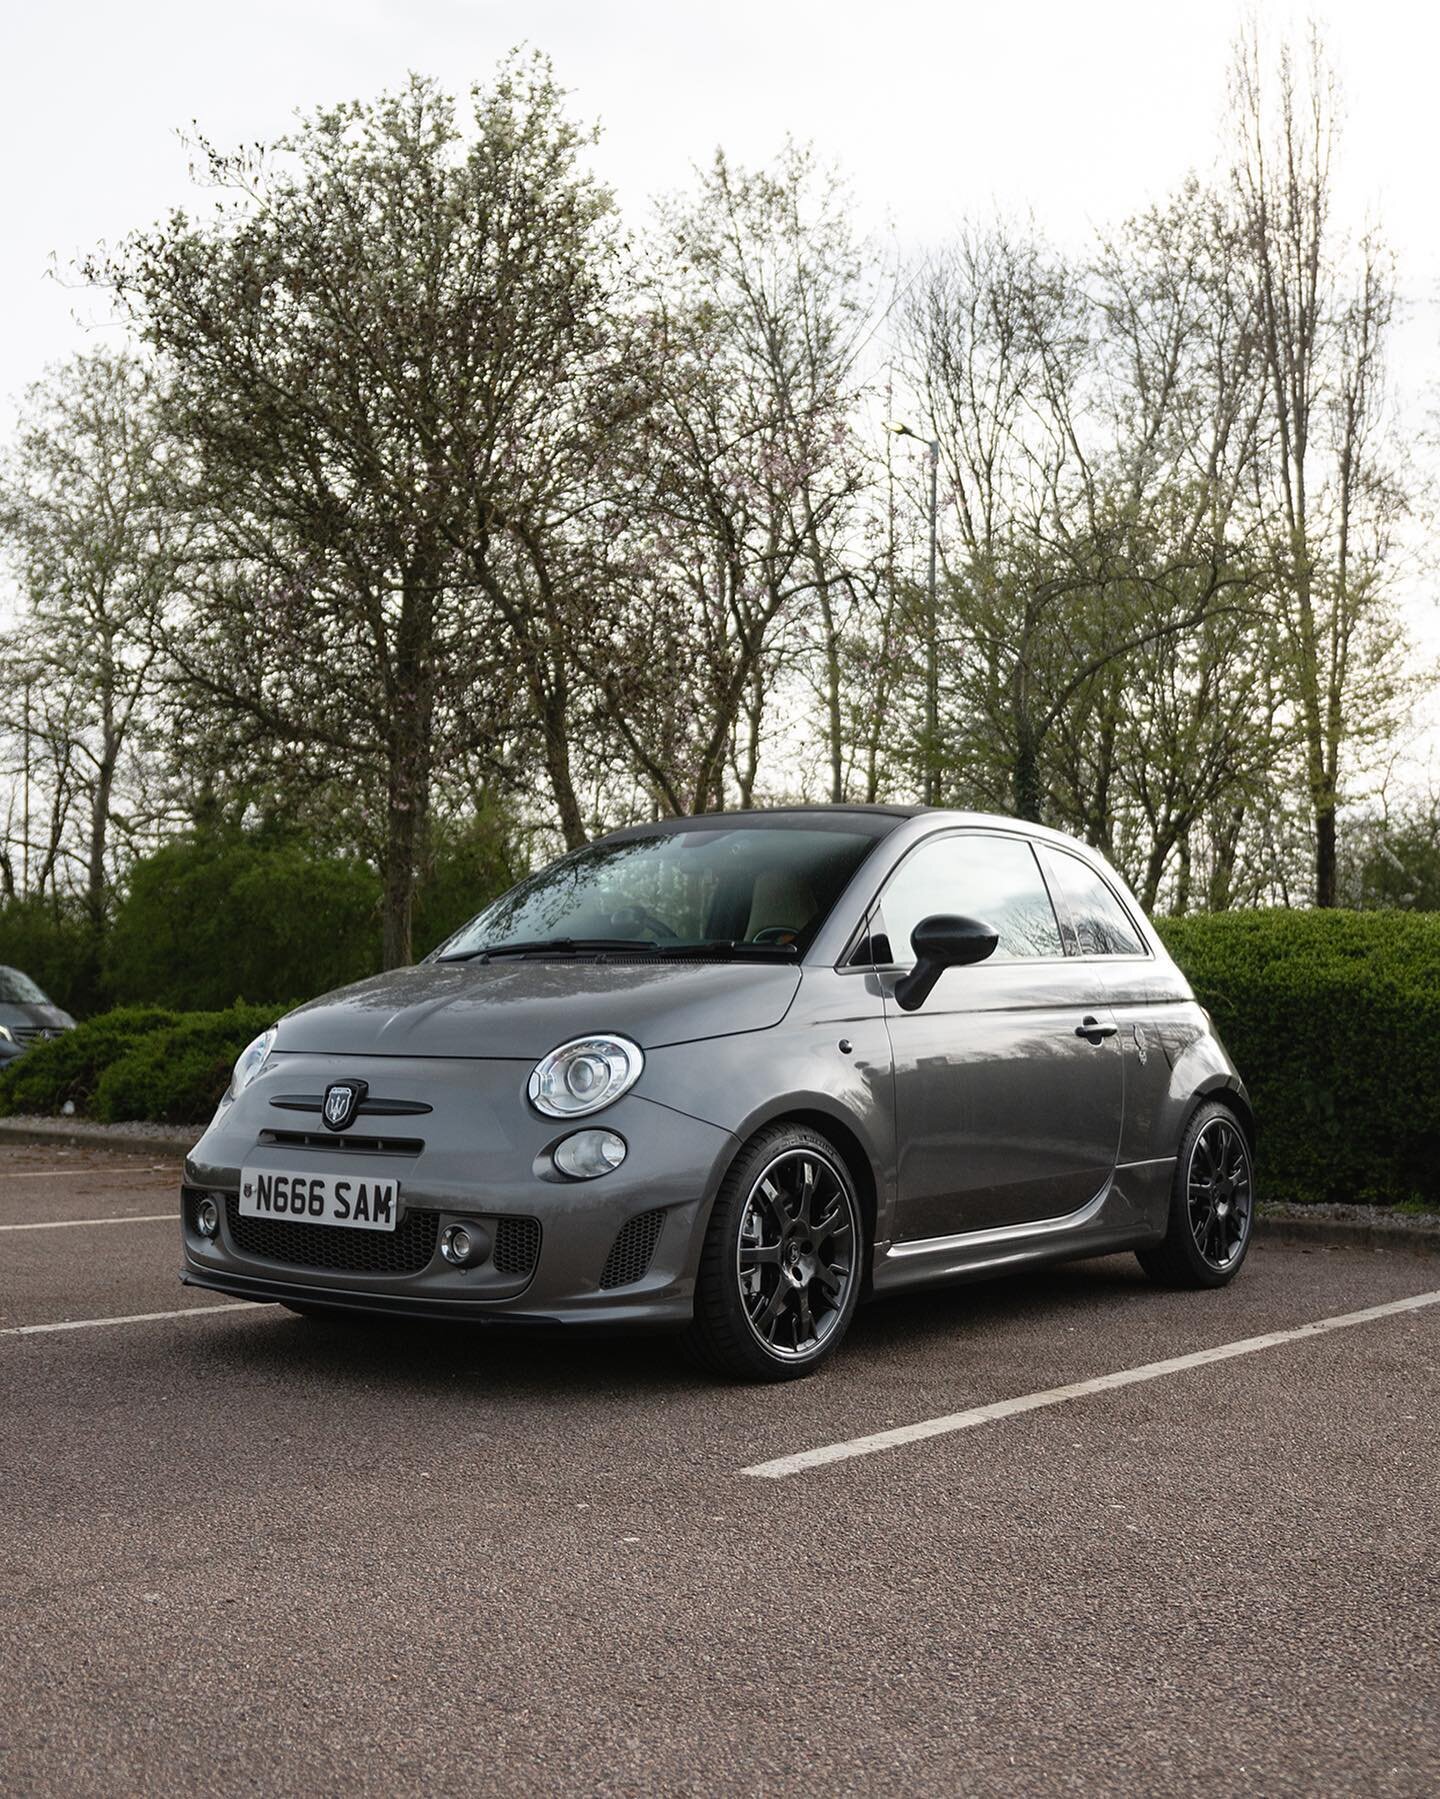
(602, 804), (927, 843)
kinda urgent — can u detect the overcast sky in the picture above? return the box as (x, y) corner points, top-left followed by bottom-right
(6, 0), (1438, 772)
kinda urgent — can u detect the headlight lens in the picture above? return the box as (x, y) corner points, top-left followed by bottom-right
(226, 1026), (277, 1103)
(528, 1035), (643, 1118)
(0, 1025), (14, 1044)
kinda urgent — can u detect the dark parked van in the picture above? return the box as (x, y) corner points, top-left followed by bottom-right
(0, 966), (75, 1064)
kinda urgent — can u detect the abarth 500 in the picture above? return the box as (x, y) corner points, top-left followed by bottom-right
(181, 807), (1254, 1380)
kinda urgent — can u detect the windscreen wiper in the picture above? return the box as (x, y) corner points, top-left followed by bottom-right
(438, 937), (661, 963)
(438, 936), (799, 964)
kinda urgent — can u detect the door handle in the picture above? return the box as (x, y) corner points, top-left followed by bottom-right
(1075, 1015), (1117, 1043)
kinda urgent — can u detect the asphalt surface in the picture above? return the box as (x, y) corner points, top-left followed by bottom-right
(1, 1143), (1436, 1796)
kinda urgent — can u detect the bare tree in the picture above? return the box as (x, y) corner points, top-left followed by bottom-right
(592, 144), (871, 816)
(1232, 26), (1407, 905)
(0, 351), (177, 927)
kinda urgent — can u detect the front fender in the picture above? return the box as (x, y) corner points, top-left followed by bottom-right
(640, 997), (897, 1245)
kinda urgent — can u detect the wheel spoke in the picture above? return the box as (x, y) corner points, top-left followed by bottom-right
(814, 1260), (847, 1301)
(795, 1159), (817, 1227)
(739, 1242), (782, 1269)
(752, 1281), (790, 1340)
(758, 1176), (792, 1227)
(795, 1287), (816, 1345)
(811, 1204), (851, 1246)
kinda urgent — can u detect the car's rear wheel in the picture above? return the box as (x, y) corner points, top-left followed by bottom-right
(1137, 1100), (1254, 1288)
(685, 1123), (865, 1382)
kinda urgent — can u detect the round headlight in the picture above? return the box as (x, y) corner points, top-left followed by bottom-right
(227, 1026), (277, 1103)
(528, 1035), (643, 1118)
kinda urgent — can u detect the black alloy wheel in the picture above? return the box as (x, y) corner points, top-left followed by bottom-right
(1138, 1099), (1255, 1289)
(686, 1123), (864, 1381)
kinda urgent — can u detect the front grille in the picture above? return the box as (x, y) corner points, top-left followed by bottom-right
(493, 1216), (542, 1276)
(257, 1128), (424, 1158)
(223, 1193), (438, 1275)
(10, 1024), (62, 1044)
(599, 1209), (665, 1289)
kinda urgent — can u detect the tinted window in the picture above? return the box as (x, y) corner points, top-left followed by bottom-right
(878, 834), (1063, 963)
(439, 825), (882, 957)
(1038, 849), (1145, 956)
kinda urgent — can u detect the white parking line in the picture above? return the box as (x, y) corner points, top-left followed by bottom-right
(1, 1168), (78, 1179)
(0, 1213), (179, 1232)
(742, 1288), (1440, 1480)
(1, 1303), (258, 1338)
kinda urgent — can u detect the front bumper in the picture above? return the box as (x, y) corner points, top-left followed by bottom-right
(180, 1050), (736, 1329)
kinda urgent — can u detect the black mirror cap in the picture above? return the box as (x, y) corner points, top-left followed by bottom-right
(893, 914), (999, 1012)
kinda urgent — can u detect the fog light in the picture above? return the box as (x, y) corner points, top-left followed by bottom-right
(196, 1197), (219, 1239)
(440, 1223), (489, 1268)
(552, 1130), (627, 1180)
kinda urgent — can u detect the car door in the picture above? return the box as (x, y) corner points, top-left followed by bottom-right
(873, 830), (1125, 1241)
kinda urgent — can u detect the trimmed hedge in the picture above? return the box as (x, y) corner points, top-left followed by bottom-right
(1157, 910), (1440, 1206)
(92, 1004), (283, 1125)
(0, 1006), (180, 1117)
(0, 1002), (280, 1127)
(3, 910), (1436, 1198)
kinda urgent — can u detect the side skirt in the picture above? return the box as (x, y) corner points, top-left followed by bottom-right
(869, 1158), (1175, 1299)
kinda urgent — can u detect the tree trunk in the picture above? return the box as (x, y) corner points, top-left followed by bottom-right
(1012, 725), (1042, 823)
(541, 702), (587, 850)
(381, 567), (439, 968)
(1315, 802), (1338, 909)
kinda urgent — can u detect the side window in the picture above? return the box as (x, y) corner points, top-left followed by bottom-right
(878, 835), (1063, 964)
(1038, 848), (1146, 957)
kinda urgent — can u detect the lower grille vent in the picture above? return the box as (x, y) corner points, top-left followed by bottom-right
(599, 1209), (666, 1289)
(224, 1194), (438, 1275)
(493, 1216), (542, 1277)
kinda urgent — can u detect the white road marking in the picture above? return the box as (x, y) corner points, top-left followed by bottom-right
(1, 1168), (134, 1180)
(742, 1288), (1440, 1479)
(0, 1213), (179, 1232)
(1, 1303), (257, 1337)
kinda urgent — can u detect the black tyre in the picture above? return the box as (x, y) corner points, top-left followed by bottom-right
(685, 1123), (865, 1382)
(1137, 1100), (1255, 1289)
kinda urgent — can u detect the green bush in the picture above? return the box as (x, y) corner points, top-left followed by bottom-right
(106, 829), (382, 1009)
(414, 808), (527, 954)
(1157, 910), (1440, 1206)
(92, 1003), (282, 1126)
(0, 1005), (179, 1116)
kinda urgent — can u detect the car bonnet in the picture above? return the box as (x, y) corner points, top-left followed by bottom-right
(273, 956), (803, 1060)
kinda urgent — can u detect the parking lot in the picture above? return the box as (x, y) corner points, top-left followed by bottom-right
(2, 1141), (1437, 1796)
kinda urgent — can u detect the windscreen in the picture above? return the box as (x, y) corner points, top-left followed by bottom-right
(0, 967), (49, 1004)
(438, 825), (881, 958)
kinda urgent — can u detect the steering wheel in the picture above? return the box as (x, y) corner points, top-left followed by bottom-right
(750, 925), (800, 945)
(609, 905), (679, 941)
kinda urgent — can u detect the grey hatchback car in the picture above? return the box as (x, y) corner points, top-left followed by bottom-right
(181, 807), (1255, 1380)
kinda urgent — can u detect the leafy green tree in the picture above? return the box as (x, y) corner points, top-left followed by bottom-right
(95, 59), (631, 965)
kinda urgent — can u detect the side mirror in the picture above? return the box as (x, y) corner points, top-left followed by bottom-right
(892, 914), (999, 1012)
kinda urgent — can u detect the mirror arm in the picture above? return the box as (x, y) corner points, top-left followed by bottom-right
(893, 960), (943, 1013)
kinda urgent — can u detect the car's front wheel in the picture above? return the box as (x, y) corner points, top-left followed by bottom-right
(1138, 1100), (1255, 1288)
(685, 1123), (865, 1382)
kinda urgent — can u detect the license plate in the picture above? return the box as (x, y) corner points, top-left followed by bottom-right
(239, 1166), (400, 1232)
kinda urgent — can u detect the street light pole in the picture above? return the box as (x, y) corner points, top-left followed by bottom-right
(888, 422), (941, 805)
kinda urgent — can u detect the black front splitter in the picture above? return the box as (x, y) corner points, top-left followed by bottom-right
(180, 1263), (566, 1327)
